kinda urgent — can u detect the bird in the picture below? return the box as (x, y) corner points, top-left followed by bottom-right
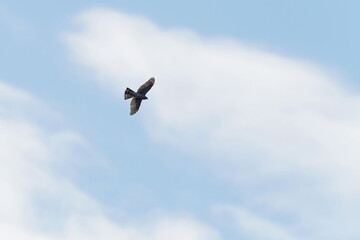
(124, 77), (155, 115)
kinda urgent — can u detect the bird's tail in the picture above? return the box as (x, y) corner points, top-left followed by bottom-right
(124, 88), (136, 100)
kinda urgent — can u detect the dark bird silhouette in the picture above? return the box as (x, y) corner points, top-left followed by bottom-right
(124, 77), (155, 115)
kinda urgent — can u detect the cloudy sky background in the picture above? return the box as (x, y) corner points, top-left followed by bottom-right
(1, 1), (360, 239)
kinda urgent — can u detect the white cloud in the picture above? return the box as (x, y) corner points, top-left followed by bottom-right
(63, 215), (221, 240)
(0, 80), (222, 240)
(214, 205), (299, 240)
(0, 80), (99, 237)
(63, 7), (360, 239)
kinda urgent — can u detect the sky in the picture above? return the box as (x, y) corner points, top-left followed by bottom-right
(1, 1), (360, 239)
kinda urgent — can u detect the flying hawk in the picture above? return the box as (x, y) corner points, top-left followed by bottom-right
(124, 77), (155, 115)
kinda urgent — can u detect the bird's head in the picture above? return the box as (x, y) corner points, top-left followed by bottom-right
(144, 96), (148, 100)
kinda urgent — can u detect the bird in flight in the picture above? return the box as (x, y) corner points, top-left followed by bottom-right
(124, 77), (155, 115)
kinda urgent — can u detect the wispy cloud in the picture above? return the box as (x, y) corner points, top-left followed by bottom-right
(214, 205), (300, 240)
(0, 80), (221, 240)
(0, 80), (98, 238)
(63, 7), (360, 239)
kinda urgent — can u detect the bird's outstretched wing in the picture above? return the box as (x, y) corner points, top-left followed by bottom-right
(137, 77), (155, 95)
(130, 98), (142, 115)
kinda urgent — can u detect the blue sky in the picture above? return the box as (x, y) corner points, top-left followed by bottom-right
(1, 1), (360, 239)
